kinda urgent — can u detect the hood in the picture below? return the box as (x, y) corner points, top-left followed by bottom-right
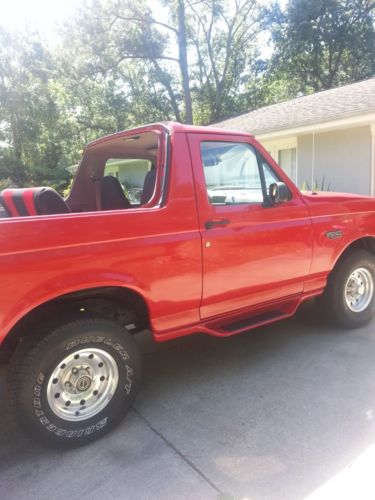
(301, 190), (375, 217)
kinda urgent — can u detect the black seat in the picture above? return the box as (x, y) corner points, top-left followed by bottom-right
(0, 187), (71, 217)
(100, 176), (131, 210)
(141, 167), (157, 205)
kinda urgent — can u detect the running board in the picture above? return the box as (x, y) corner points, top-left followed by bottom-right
(156, 296), (303, 341)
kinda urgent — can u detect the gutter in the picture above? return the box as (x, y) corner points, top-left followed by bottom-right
(256, 113), (375, 141)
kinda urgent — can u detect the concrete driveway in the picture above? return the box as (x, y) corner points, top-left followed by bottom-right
(1, 301), (375, 500)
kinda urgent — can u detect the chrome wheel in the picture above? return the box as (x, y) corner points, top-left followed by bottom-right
(345, 267), (374, 313)
(46, 348), (119, 422)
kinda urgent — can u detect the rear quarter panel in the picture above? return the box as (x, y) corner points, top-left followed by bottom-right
(0, 133), (202, 343)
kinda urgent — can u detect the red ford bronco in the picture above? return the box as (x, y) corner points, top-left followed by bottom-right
(1, 122), (375, 448)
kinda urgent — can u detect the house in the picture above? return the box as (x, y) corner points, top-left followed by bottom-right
(215, 78), (375, 195)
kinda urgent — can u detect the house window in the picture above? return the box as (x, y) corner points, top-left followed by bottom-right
(104, 158), (152, 204)
(261, 138), (298, 183)
(278, 148), (296, 182)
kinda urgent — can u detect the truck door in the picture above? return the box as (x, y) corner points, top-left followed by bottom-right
(188, 132), (313, 319)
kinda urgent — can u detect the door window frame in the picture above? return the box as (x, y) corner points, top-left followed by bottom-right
(188, 132), (300, 229)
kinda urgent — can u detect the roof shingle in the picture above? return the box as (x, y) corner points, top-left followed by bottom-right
(215, 77), (375, 135)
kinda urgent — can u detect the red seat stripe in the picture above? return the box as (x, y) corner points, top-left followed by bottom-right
(2, 190), (19, 217)
(22, 189), (37, 216)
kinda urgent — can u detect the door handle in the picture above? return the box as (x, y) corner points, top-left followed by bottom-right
(205, 219), (230, 229)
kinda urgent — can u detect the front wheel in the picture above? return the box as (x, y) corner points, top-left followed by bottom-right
(7, 317), (142, 448)
(318, 250), (375, 329)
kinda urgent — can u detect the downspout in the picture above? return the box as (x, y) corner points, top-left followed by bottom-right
(371, 125), (375, 196)
(295, 144), (299, 188)
(311, 131), (315, 192)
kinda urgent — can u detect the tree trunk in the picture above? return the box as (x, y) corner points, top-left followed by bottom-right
(9, 112), (26, 186)
(152, 60), (182, 122)
(177, 0), (193, 124)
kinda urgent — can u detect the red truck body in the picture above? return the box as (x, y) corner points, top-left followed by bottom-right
(2, 121), (375, 448)
(1, 122), (375, 346)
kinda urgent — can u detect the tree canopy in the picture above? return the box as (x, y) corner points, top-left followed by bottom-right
(0, 0), (373, 188)
(268, 0), (375, 93)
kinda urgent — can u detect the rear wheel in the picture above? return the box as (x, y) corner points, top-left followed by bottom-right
(6, 317), (142, 448)
(318, 250), (375, 329)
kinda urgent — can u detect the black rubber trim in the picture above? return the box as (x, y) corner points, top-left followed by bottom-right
(255, 150), (271, 207)
(160, 131), (171, 207)
(221, 310), (282, 332)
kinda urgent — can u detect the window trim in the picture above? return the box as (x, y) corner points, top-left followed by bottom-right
(255, 149), (271, 207)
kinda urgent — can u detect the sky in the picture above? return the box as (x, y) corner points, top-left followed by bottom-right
(0, 0), (82, 35)
(0, 0), (283, 32)
(0, 0), (162, 38)
(0, 0), (279, 57)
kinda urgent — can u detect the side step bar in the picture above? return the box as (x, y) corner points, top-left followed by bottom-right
(157, 296), (304, 341)
(219, 310), (285, 334)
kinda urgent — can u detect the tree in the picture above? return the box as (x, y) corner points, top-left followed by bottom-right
(60, 0), (265, 125)
(268, 0), (375, 94)
(60, 0), (192, 123)
(187, 0), (264, 123)
(2, 0), (373, 191)
(0, 27), (70, 187)
(176, 0), (193, 123)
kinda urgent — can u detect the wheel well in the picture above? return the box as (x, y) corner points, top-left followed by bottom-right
(338, 237), (375, 263)
(330, 237), (375, 278)
(0, 286), (151, 363)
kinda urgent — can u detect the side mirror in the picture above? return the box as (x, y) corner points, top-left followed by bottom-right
(268, 182), (290, 205)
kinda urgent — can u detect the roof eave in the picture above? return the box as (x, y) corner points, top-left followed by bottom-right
(255, 111), (375, 141)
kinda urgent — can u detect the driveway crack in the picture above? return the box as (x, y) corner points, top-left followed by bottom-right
(132, 407), (223, 496)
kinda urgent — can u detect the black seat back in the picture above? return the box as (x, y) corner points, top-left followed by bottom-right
(0, 187), (71, 217)
(100, 176), (131, 210)
(141, 168), (157, 205)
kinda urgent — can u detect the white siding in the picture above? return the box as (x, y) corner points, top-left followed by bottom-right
(297, 126), (372, 195)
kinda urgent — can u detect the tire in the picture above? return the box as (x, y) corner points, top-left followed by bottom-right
(318, 250), (375, 329)
(6, 317), (142, 448)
